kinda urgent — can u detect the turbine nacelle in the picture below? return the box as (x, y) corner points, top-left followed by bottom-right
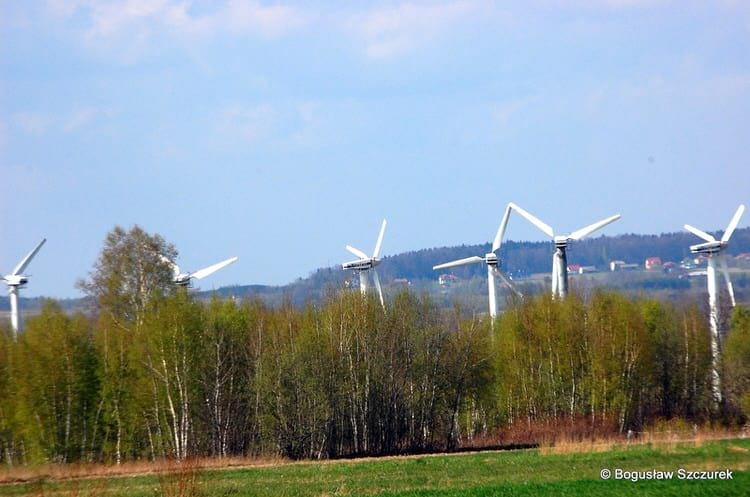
(2, 275), (29, 287)
(689, 240), (726, 255)
(342, 257), (381, 271)
(554, 236), (571, 248)
(174, 273), (194, 286)
(161, 255), (239, 287)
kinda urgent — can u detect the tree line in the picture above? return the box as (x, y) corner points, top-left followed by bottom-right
(0, 226), (749, 465)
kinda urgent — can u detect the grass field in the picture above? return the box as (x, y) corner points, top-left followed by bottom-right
(1, 438), (749, 497)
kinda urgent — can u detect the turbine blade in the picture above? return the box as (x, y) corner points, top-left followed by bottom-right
(372, 219), (387, 258)
(190, 257), (238, 280)
(346, 245), (369, 260)
(487, 265), (497, 319)
(719, 255), (736, 307)
(509, 203), (554, 238)
(433, 256), (484, 270)
(159, 254), (181, 279)
(684, 224), (716, 243)
(494, 267), (523, 298)
(568, 214), (621, 241)
(373, 269), (385, 308)
(721, 204), (745, 243)
(492, 204), (512, 252)
(12, 239), (46, 276)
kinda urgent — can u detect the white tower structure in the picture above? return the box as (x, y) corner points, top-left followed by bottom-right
(2, 239), (46, 338)
(432, 205), (520, 320)
(342, 220), (387, 308)
(684, 204), (745, 405)
(509, 203), (620, 299)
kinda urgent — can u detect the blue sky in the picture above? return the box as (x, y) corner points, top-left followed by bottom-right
(1, 0), (749, 297)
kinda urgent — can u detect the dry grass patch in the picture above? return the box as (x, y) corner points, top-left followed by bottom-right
(0, 455), (286, 485)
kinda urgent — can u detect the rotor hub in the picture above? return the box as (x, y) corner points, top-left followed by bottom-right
(485, 253), (498, 267)
(554, 236), (569, 249)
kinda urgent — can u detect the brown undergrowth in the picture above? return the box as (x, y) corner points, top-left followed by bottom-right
(537, 418), (746, 455)
(2, 420), (746, 486)
(0, 455), (285, 485)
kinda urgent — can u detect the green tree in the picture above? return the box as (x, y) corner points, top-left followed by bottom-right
(725, 306), (750, 417)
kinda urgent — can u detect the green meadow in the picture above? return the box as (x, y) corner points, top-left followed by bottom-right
(2, 439), (749, 497)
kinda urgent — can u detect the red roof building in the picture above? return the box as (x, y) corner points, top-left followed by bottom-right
(645, 257), (662, 270)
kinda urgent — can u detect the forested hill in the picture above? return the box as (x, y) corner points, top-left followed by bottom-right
(294, 226), (750, 286)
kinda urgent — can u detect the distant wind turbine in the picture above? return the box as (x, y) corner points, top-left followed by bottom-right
(684, 204), (745, 405)
(509, 203), (621, 299)
(342, 219), (387, 308)
(432, 205), (519, 320)
(2, 239), (46, 338)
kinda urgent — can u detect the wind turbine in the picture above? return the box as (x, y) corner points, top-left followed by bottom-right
(684, 204), (745, 405)
(161, 255), (239, 287)
(342, 219), (387, 307)
(509, 203), (621, 299)
(2, 239), (46, 338)
(432, 205), (519, 320)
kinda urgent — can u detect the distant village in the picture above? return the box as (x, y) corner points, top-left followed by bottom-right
(437, 252), (750, 286)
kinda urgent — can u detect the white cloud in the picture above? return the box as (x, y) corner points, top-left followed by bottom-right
(63, 106), (114, 132)
(490, 96), (537, 127)
(46, 0), (309, 47)
(11, 107), (114, 135)
(217, 104), (278, 143)
(345, 1), (487, 59)
(0, 120), (7, 150)
(537, 0), (670, 8)
(13, 112), (54, 135)
(214, 100), (343, 148)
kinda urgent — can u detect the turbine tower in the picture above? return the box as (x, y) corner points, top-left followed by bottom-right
(509, 203), (621, 299)
(684, 204), (745, 405)
(161, 255), (239, 287)
(342, 219), (387, 307)
(432, 205), (520, 320)
(2, 239), (46, 338)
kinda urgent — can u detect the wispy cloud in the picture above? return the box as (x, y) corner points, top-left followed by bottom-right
(0, 120), (7, 150)
(12, 106), (114, 135)
(13, 112), (54, 135)
(63, 106), (115, 132)
(490, 96), (537, 127)
(344, 1), (487, 59)
(216, 103), (278, 144)
(46, 0), (309, 46)
(215, 100), (340, 148)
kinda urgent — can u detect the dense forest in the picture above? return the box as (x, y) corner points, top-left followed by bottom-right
(1, 226), (749, 465)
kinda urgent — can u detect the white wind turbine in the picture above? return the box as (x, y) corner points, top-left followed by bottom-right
(342, 219), (387, 307)
(161, 255), (239, 287)
(684, 204), (745, 405)
(2, 239), (46, 338)
(509, 203), (621, 299)
(432, 205), (520, 320)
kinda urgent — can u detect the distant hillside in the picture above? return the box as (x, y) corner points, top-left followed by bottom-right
(3, 227), (750, 311)
(290, 226), (750, 286)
